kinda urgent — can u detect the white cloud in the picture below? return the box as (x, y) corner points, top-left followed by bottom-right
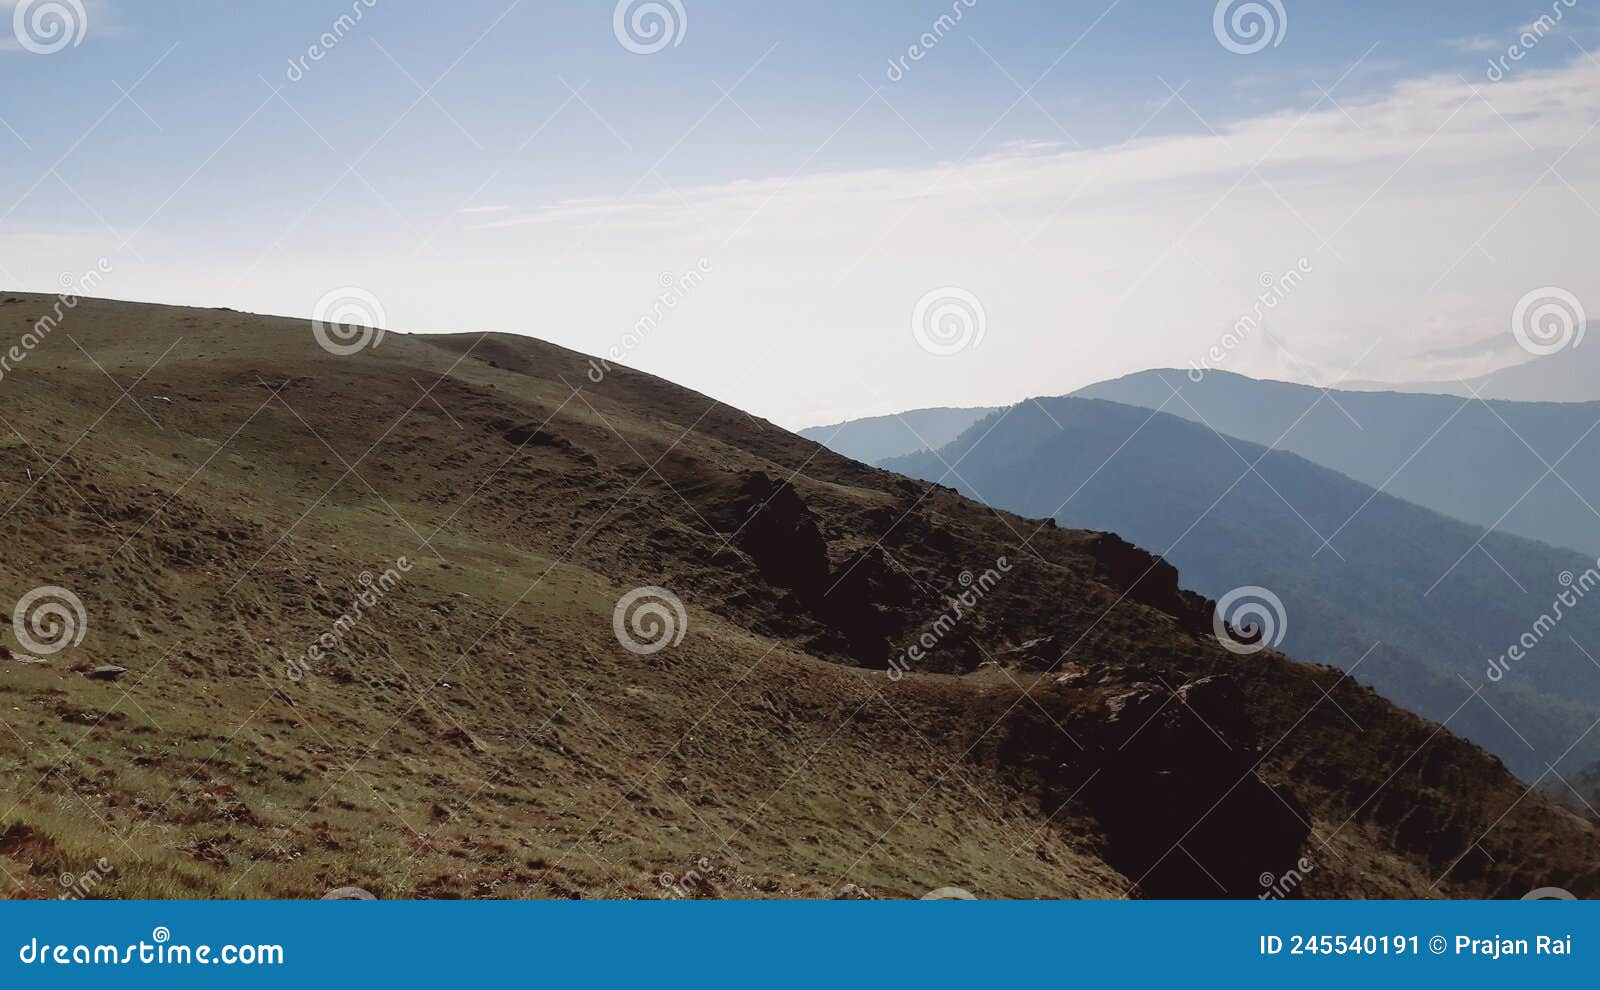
(420, 57), (1598, 425)
(1446, 35), (1500, 53)
(6, 56), (1598, 429)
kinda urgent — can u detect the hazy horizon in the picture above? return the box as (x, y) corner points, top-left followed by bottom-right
(5, 0), (1597, 429)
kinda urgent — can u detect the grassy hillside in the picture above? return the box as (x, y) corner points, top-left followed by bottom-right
(0, 294), (1593, 900)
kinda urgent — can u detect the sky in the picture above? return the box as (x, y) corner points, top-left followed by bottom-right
(4, 0), (1599, 428)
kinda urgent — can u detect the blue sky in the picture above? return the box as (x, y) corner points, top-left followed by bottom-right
(5, 0), (1599, 426)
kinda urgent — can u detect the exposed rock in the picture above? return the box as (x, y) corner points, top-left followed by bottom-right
(487, 419), (596, 465)
(835, 883), (874, 900)
(991, 675), (1309, 898)
(86, 665), (128, 681)
(820, 546), (915, 662)
(1176, 676), (1255, 751)
(1084, 533), (1211, 633)
(726, 472), (830, 598)
(713, 472), (914, 663)
(996, 636), (1062, 671)
(1104, 683), (1163, 726)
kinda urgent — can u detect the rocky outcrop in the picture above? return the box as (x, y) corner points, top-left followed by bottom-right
(726, 473), (830, 599)
(990, 672), (1309, 898)
(1083, 533), (1211, 634)
(712, 472), (914, 663)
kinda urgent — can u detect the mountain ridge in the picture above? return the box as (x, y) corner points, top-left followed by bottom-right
(1076, 368), (1600, 556)
(882, 396), (1600, 782)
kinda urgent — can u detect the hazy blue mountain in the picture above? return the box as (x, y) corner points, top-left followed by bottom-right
(1076, 369), (1600, 556)
(883, 397), (1600, 781)
(1345, 335), (1599, 403)
(798, 406), (997, 464)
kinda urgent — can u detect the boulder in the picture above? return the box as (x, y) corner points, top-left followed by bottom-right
(1176, 675), (1256, 750)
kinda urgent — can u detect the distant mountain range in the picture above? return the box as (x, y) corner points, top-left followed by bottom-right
(875, 396), (1600, 781)
(797, 406), (998, 464)
(1343, 334), (1597, 403)
(1077, 369), (1600, 557)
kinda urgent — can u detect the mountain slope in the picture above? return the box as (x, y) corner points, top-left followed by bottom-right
(798, 407), (997, 465)
(1076, 369), (1600, 556)
(886, 397), (1600, 782)
(0, 294), (1592, 900)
